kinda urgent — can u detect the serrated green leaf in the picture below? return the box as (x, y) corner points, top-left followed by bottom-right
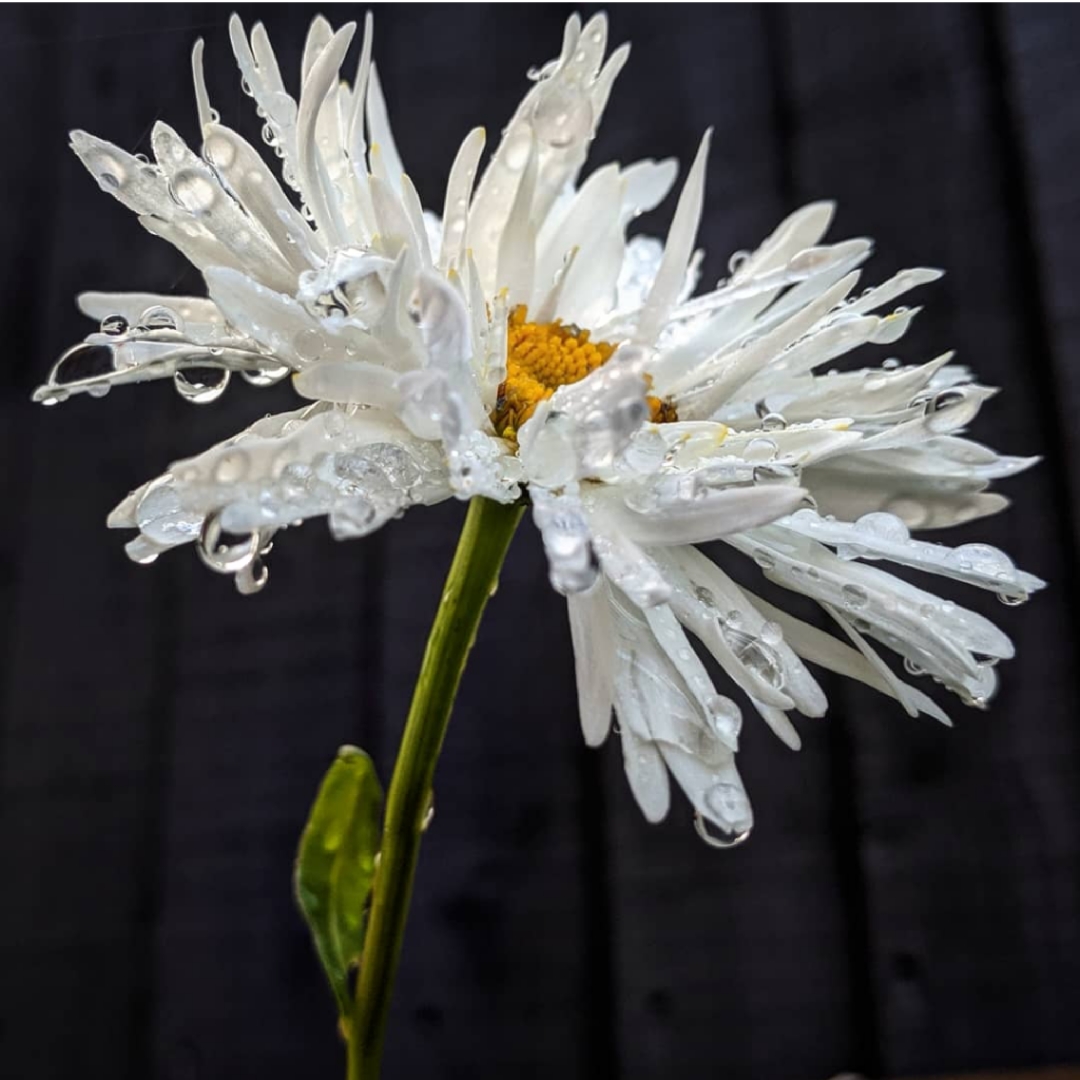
(295, 745), (383, 1021)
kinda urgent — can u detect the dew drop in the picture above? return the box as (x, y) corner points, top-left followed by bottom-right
(101, 314), (129, 336)
(841, 583), (868, 609)
(752, 548), (776, 571)
(694, 811), (751, 850)
(174, 366), (230, 404)
(242, 362), (291, 387)
(743, 437), (778, 463)
(172, 168), (217, 215)
(532, 83), (593, 147)
(293, 328), (326, 362)
(727, 250), (750, 275)
(140, 305), (179, 331)
(705, 696), (741, 744)
(203, 133), (237, 170)
(998, 591), (1028, 607)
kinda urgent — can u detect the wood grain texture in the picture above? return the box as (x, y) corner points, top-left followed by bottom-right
(1, 6), (1077, 1080)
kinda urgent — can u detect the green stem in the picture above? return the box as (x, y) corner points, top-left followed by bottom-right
(347, 496), (525, 1080)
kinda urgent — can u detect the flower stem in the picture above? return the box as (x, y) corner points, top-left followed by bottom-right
(347, 496), (525, 1080)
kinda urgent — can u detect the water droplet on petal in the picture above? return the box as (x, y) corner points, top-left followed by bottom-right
(998, 591), (1028, 607)
(171, 168), (217, 215)
(532, 82), (593, 147)
(743, 437), (777, 463)
(752, 548), (776, 570)
(694, 810), (751, 850)
(140, 305), (179, 331)
(174, 366), (230, 404)
(242, 362), (291, 387)
(841, 582), (869, 609)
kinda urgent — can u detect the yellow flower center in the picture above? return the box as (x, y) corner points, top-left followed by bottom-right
(492, 305), (677, 441)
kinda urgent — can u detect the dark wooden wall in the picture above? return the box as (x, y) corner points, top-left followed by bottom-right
(2, 5), (1079, 1079)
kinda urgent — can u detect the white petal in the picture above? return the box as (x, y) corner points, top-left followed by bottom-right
(636, 131), (711, 344)
(567, 581), (616, 746)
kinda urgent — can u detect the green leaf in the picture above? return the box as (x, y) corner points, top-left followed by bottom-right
(295, 745), (384, 1022)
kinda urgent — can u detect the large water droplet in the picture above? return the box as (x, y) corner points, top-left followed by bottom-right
(172, 168), (217, 215)
(532, 82), (593, 148)
(854, 512), (911, 544)
(694, 812), (751, 849)
(174, 366), (230, 404)
(293, 327), (326, 362)
(949, 542), (1015, 578)
(242, 362), (291, 387)
(704, 695), (741, 745)
(704, 780), (749, 824)
(203, 133), (237, 170)
(140, 305), (179, 331)
(743, 437), (778, 463)
(721, 619), (784, 689)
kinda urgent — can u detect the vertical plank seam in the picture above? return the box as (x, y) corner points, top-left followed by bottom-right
(977, 6), (1080, 1054)
(760, 5), (884, 1073)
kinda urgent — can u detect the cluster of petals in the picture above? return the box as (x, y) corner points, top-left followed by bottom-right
(36, 12), (1043, 842)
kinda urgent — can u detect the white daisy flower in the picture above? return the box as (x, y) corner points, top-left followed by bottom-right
(36, 12), (1043, 845)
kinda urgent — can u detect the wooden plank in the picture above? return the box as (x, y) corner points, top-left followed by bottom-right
(783, 4), (1080, 1074)
(598, 9), (869, 1080)
(0, 7), (207, 1076)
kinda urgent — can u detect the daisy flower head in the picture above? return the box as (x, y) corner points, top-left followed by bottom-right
(36, 12), (1044, 845)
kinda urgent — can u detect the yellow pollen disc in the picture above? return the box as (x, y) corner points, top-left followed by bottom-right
(492, 305), (677, 441)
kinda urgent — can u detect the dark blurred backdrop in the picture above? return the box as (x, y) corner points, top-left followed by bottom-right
(2, 4), (1079, 1080)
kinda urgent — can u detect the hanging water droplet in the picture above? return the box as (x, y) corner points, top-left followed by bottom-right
(235, 557), (269, 595)
(727, 250), (750, 275)
(242, 362), (291, 387)
(174, 366), (230, 404)
(997, 591), (1028, 607)
(420, 796), (435, 832)
(760, 412), (787, 432)
(694, 811), (751, 850)
(87, 383), (111, 399)
(883, 357), (901, 371)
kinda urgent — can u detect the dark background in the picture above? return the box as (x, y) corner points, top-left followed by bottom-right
(2, 4), (1079, 1079)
